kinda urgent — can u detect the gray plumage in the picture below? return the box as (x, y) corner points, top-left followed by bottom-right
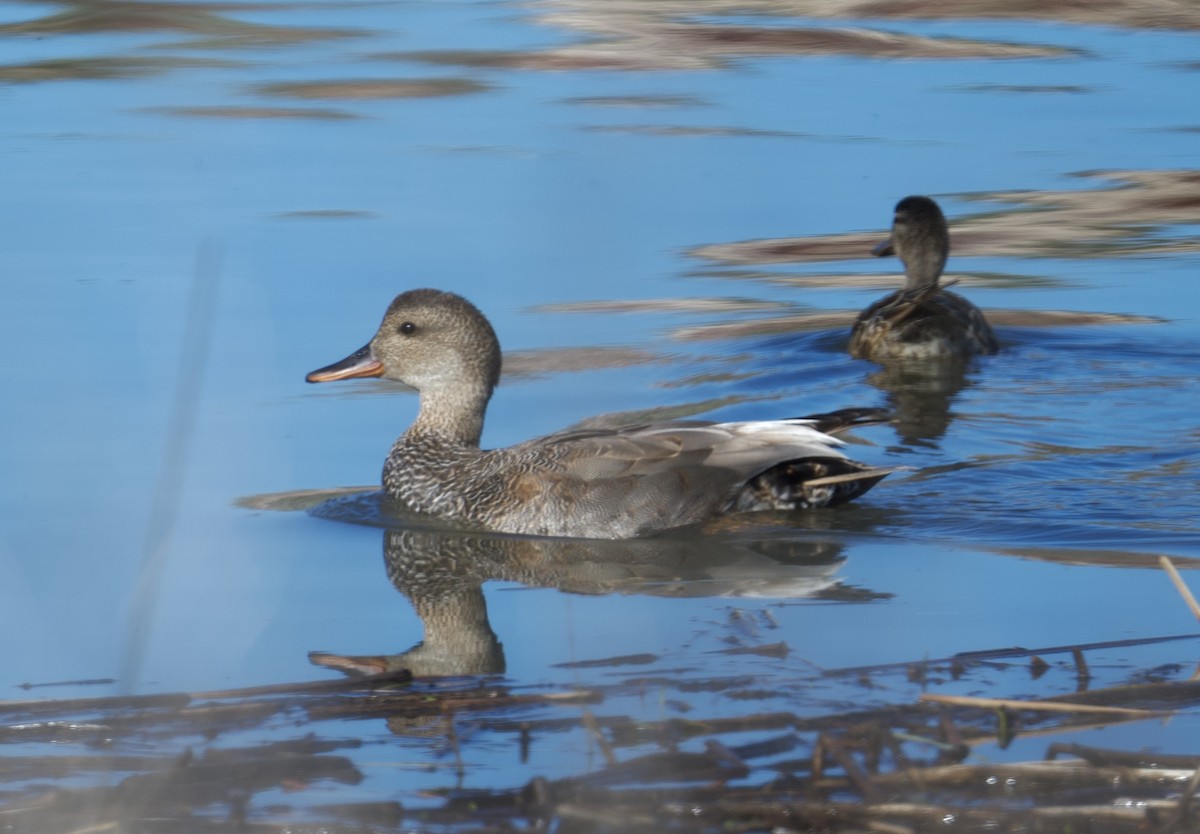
(308, 289), (891, 539)
(850, 196), (998, 362)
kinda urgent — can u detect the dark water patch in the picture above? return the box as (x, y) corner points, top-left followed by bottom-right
(554, 653), (659, 669)
(956, 83), (1100, 94)
(535, 297), (788, 315)
(0, 0), (364, 42)
(255, 77), (490, 100)
(144, 104), (359, 120)
(0, 55), (239, 83)
(585, 123), (807, 139)
(411, 142), (543, 158)
(381, 46), (669, 71)
(160, 30), (363, 50)
(684, 268), (1068, 290)
(274, 208), (377, 219)
(586, 123), (893, 145)
(561, 93), (709, 108)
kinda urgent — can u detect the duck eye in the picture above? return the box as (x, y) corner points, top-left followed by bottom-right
(399, 321), (417, 335)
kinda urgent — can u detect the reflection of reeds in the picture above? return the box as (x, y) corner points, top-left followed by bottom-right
(255, 78), (489, 101)
(0, 55), (237, 82)
(121, 242), (221, 695)
(0, 1), (363, 42)
(666, 306), (1161, 342)
(535, 0), (1200, 33)
(388, 20), (1071, 72)
(5, 631), (1200, 832)
(696, 170), (1200, 265)
(143, 105), (359, 121)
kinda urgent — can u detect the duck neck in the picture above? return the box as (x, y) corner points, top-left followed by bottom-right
(407, 384), (491, 448)
(902, 253), (945, 293)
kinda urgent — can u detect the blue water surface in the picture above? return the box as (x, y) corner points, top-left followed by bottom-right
(2, 0), (1200, 812)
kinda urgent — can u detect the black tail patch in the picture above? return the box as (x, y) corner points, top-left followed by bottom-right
(730, 457), (891, 512)
(793, 407), (892, 435)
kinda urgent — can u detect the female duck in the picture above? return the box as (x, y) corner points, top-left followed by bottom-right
(850, 196), (998, 362)
(307, 289), (892, 539)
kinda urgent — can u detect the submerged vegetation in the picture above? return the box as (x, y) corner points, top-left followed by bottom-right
(5, 625), (1200, 832)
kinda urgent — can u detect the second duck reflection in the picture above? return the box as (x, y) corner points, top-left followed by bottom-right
(310, 517), (883, 678)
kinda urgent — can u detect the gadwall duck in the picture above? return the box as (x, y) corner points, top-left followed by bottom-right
(850, 196), (998, 362)
(307, 289), (892, 539)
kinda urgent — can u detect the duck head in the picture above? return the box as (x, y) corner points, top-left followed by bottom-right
(307, 289), (502, 444)
(873, 195), (950, 292)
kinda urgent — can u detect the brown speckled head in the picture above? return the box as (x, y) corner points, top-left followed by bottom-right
(877, 195), (949, 292)
(308, 288), (502, 446)
(371, 289), (502, 396)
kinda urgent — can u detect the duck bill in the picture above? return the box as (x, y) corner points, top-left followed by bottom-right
(306, 343), (384, 383)
(872, 238), (895, 257)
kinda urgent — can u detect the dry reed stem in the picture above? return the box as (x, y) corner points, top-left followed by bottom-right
(1161, 555), (1200, 622)
(918, 692), (1165, 717)
(802, 467), (903, 487)
(864, 820), (916, 834)
(1167, 765), (1200, 827)
(580, 709), (619, 766)
(58, 824), (119, 834)
(960, 714), (1157, 749)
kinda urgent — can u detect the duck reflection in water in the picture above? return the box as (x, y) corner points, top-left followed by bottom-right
(309, 507), (882, 678)
(863, 361), (972, 445)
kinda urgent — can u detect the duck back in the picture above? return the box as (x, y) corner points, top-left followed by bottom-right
(850, 287), (998, 361)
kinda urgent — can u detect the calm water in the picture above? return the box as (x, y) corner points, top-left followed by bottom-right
(3, 0), (1200, 818)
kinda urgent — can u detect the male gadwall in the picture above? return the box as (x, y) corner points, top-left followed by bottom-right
(850, 196), (998, 362)
(308, 289), (892, 539)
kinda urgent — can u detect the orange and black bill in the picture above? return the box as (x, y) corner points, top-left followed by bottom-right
(306, 344), (384, 383)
